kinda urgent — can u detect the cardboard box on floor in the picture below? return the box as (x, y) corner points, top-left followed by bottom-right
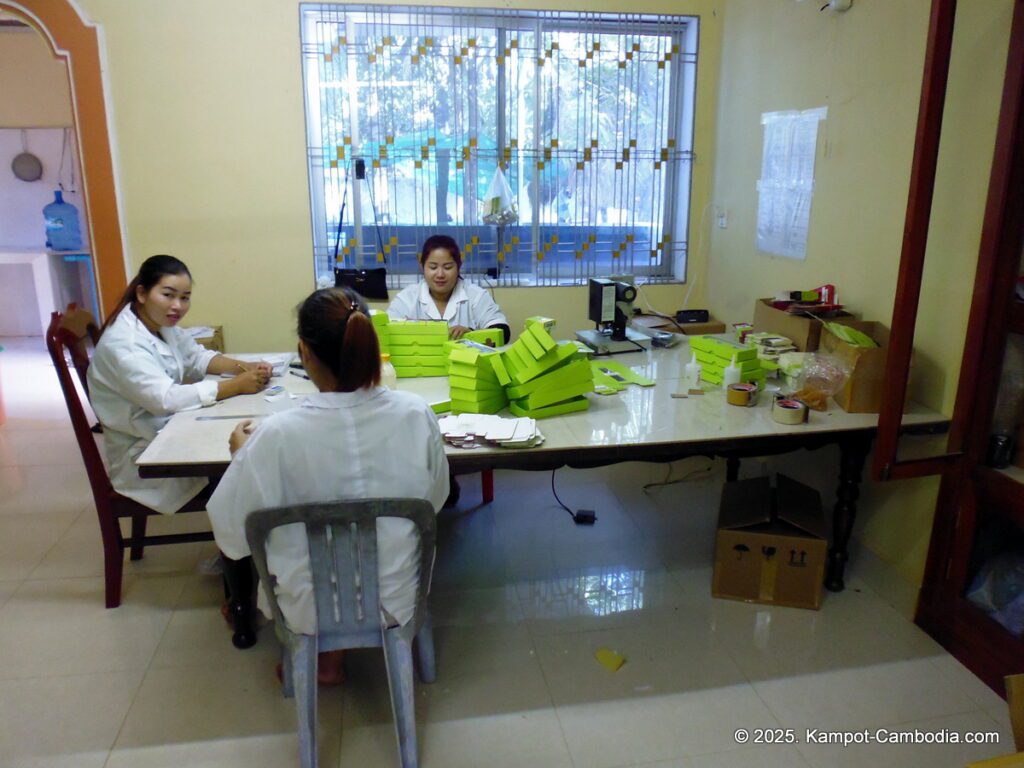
(713, 475), (827, 610)
(819, 321), (890, 414)
(966, 673), (1024, 766)
(752, 298), (856, 351)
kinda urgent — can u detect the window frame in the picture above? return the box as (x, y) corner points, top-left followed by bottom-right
(300, 4), (698, 287)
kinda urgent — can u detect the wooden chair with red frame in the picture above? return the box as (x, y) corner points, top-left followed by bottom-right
(45, 306), (214, 608)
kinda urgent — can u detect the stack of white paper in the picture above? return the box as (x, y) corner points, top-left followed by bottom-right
(437, 413), (545, 449)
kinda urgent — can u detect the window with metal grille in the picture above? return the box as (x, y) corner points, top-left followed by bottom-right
(300, 4), (697, 287)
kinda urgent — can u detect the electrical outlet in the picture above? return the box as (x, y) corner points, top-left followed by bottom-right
(716, 209), (728, 229)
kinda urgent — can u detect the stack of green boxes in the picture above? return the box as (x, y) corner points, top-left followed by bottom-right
(448, 342), (510, 414)
(689, 334), (765, 387)
(387, 320), (449, 377)
(369, 310), (391, 355)
(501, 320), (594, 418)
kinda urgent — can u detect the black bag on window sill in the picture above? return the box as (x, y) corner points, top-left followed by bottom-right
(334, 267), (388, 300)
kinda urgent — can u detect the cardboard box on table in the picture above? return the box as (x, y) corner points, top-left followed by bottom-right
(713, 475), (827, 610)
(689, 335), (766, 387)
(502, 325), (593, 418)
(818, 321), (890, 414)
(189, 326), (224, 353)
(447, 343), (508, 414)
(752, 299), (856, 352)
(388, 320), (449, 378)
(369, 310), (391, 354)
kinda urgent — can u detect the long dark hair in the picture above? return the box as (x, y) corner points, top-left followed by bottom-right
(101, 255), (192, 334)
(297, 287), (381, 391)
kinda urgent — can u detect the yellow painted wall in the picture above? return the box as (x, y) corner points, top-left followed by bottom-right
(76, 0), (724, 349)
(708, 0), (1014, 585)
(0, 27), (71, 126)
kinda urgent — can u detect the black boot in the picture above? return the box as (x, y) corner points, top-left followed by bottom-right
(222, 554), (257, 649)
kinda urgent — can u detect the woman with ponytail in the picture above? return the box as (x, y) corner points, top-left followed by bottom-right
(88, 255), (271, 514)
(207, 287), (449, 682)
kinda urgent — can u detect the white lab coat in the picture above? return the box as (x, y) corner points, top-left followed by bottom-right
(206, 387), (449, 633)
(387, 279), (507, 330)
(87, 306), (218, 514)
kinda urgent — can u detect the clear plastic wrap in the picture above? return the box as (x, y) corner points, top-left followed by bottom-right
(787, 353), (852, 411)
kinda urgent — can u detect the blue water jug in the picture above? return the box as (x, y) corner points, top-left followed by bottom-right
(43, 190), (83, 251)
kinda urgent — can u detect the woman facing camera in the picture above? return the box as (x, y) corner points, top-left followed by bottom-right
(88, 254), (271, 514)
(207, 287), (449, 681)
(387, 234), (511, 343)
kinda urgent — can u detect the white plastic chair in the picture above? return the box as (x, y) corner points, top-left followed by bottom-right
(245, 498), (437, 768)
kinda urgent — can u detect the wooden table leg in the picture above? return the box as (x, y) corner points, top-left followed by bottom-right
(726, 456), (741, 482)
(223, 553), (257, 649)
(826, 435), (872, 592)
(481, 469), (495, 504)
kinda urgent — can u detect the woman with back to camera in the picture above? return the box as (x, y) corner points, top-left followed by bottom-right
(207, 287), (449, 683)
(387, 234), (511, 344)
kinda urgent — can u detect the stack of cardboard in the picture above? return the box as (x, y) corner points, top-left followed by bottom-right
(746, 332), (797, 372)
(369, 310), (390, 355)
(501, 322), (594, 418)
(690, 334), (766, 387)
(438, 413), (544, 449)
(387, 320), (449, 377)
(447, 342), (509, 415)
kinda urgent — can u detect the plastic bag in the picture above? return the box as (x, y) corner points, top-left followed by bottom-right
(788, 353), (851, 410)
(966, 552), (1024, 614)
(481, 166), (518, 225)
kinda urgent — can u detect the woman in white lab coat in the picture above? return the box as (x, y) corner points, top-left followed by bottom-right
(387, 234), (511, 344)
(207, 286), (449, 682)
(88, 255), (271, 515)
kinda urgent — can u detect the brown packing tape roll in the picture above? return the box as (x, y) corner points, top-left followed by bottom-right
(772, 397), (809, 425)
(726, 383), (758, 407)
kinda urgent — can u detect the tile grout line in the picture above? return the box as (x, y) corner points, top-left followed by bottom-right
(101, 573), (192, 767)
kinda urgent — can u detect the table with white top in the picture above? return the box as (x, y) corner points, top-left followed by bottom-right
(137, 344), (947, 591)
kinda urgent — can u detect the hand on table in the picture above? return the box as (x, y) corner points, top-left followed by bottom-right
(232, 369), (270, 394)
(237, 360), (274, 378)
(229, 419), (256, 455)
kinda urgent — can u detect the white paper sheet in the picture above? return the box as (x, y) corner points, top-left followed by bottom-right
(756, 107), (827, 260)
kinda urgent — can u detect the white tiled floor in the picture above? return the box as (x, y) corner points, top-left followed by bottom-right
(0, 335), (1016, 767)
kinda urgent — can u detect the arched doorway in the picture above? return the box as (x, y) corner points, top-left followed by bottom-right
(1, 0), (124, 318)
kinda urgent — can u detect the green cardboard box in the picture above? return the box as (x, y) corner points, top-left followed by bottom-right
(462, 328), (505, 346)
(526, 323), (557, 353)
(513, 378), (594, 410)
(509, 342), (579, 386)
(449, 375), (504, 393)
(509, 395), (589, 419)
(394, 365), (449, 378)
(505, 358), (592, 399)
(451, 393), (508, 414)
(518, 330), (546, 360)
(525, 316), (556, 334)
(448, 362), (499, 383)
(391, 353), (448, 367)
(387, 320), (449, 337)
